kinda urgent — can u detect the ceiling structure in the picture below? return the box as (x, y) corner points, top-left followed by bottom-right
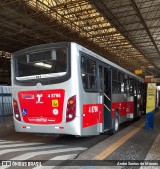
(90, 0), (160, 76)
(0, 0), (160, 84)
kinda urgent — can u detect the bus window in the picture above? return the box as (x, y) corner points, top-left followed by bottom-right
(118, 82), (121, 93)
(113, 70), (125, 94)
(129, 79), (134, 96)
(138, 81), (143, 95)
(112, 81), (118, 93)
(81, 57), (87, 73)
(81, 56), (97, 92)
(104, 68), (109, 93)
(121, 82), (124, 93)
(124, 79), (128, 94)
(118, 71), (124, 81)
(99, 66), (103, 92)
(15, 48), (67, 80)
(112, 69), (117, 81)
(134, 80), (138, 96)
(87, 59), (96, 75)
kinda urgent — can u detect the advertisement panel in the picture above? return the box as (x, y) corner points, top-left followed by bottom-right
(145, 83), (156, 129)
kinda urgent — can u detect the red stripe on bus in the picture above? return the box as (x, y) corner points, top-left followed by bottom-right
(112, 101), (134, 118)
(82, 104), (102, 128)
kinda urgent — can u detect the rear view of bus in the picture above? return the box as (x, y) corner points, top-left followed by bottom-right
(11, 43), (80, 135)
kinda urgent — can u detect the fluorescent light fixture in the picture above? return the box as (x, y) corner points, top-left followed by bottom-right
(35, 62), (52, 68)
(148, 65), (154, 69)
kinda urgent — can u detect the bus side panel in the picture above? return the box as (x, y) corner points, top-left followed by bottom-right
(82, 104), (102, 128)
(79, 81), (101, 135)
(127, 96), (134, 119)
(112, 94), (127, 123)
(81, 96), (101, 136)
(75, 45), (101, 136)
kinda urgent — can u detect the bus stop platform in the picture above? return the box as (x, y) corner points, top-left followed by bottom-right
(75, 110), (160, 168)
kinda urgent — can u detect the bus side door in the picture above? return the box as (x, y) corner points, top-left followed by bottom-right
(98, 65), (112, 132)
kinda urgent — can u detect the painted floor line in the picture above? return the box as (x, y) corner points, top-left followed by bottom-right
(0, 141), (24, 145)
(0, 145), (62, 156)
(95, 123), (144, 160)
(11, 147), (87, 160)
(0, 142), (43, 149)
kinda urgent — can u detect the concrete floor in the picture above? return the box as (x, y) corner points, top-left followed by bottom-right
(1, 112), (160, 169)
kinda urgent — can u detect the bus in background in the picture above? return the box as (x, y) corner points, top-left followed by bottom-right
(11, 42), (144, 136)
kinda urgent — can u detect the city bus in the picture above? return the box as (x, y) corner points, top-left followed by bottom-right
(11, 42), (144, 136)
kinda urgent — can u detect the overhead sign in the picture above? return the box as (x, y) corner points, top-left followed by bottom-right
(144, 78), (160, 83)
(144, 78), (151, 83)
(145, 76), (154, 78)
(135, 69), (142, 74)
(151, 78), (160, 83)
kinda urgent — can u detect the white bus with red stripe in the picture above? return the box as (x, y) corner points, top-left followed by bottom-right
(11, 42), (144, 136)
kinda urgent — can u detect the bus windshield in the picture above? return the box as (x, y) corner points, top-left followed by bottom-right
(15, 47), (67, 81)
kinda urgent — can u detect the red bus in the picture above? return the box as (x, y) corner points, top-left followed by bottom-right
(11, 42), (144, 136)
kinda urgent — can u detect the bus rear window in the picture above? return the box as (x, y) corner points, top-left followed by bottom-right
(15, 48), (67, 80)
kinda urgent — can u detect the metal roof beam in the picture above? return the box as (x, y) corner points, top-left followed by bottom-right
(50, 0), (86, 9)
(130, 0), (160, 57)
(89, 0), (160, 75)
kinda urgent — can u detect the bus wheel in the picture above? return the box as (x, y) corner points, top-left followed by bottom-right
(109, 113), (119, 135)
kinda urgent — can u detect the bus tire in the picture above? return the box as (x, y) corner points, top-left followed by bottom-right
(109, 112), (119, 135)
